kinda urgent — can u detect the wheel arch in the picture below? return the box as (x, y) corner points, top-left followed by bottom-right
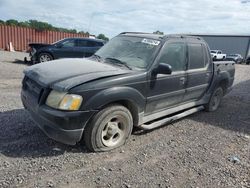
(83, 86), (146, 127)
(207, 70), (231, 96)
(218, 79), (229, 95)
(38, 51), (54, 60)
(101, 100), (140, 127)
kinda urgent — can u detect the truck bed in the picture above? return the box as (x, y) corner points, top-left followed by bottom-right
(213, 61), (235, 91)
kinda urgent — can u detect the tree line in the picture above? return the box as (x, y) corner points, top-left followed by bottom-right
(0, 19), (164, 41)
(0, 19), (109, 41)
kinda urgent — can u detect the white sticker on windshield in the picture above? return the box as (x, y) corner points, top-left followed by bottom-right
(141, 38), (160, 46)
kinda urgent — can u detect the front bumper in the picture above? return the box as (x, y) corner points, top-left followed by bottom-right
(21, 90), (97, 145)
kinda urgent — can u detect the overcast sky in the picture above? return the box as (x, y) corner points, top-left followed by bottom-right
(0, 0), (250, 38)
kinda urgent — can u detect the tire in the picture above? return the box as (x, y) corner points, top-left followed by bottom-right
(83, 105), (133, 152)
(38, 53), (53, 63)
(204, 87), (224, 112)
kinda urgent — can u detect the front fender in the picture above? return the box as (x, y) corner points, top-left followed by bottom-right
(84, 86), (146, 113)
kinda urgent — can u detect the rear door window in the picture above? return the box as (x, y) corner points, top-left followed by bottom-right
(203, 44), (209, 65)
(188, 43), (205, 69)
(77, 39), (88, 47)
(87, 41), (97, 47)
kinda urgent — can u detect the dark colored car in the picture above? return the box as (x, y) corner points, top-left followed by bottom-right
(246, 57), (250, 65)
(28, 37), (105, 63)
(226, 54), (243, 64)
(21, 33), (235, 152)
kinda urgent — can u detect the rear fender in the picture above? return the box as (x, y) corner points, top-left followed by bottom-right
(207, 70), (231, 95)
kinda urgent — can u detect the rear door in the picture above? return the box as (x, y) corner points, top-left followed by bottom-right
(85, 41), (103, 57)
(145, 40), (188, 114)
(75, 39), (88, 57)
(75, 40), (103, 57)
(183, 42), (212, 102)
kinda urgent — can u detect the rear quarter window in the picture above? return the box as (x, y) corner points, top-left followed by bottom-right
(87, 41), (99, 47)
(188, 43), (205, 69)
(97, 42), (104, 46)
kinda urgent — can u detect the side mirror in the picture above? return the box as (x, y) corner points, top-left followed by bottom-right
(154, 63), (172, 75)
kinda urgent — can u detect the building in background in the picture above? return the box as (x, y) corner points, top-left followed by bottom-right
(193, 34), (250, 59)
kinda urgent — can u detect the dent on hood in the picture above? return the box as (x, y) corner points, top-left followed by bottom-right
(23, 58), (131, 91)
(52, 71), (129, 91)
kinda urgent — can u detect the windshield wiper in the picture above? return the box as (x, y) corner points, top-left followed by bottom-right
(105, 57), (132, 70)
(91, 54), (102, 62)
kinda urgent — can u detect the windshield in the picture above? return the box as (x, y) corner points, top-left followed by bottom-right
(52, 38), (66, 45)
(95, 36), (161, 69)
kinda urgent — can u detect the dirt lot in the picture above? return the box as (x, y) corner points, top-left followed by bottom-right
(0, 51), (249, 188)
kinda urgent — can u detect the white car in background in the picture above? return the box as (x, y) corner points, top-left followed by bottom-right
(226, 54), (243, 64)
(210, 50), (226, 60)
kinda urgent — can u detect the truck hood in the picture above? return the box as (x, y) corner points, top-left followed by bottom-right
(24, 58), (131, 91)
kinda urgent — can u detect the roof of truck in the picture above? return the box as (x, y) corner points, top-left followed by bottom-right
(119, 32), (203, 41)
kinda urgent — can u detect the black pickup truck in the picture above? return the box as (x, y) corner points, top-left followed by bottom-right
(21, 32), (235, 152)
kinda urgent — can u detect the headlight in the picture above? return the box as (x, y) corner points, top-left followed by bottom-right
(46, 90), (83, 111)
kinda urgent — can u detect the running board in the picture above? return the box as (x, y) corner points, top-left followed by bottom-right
(139, 106), (204, 130)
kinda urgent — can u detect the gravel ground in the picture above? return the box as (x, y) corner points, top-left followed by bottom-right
(0, 51), (249, 188)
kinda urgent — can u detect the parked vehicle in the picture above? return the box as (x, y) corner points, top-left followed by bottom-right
(28, 37), (105, 63)
(21, 33), (235, 152)
(210, 50), (226, 60)
(226, 54), (243, 64)
(245, 57), (250, 65)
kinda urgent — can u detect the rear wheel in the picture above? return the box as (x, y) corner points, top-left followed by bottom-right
(205, 87), (223, 112)
(83, 105), (133, 152)
(38, 53), (53, 63)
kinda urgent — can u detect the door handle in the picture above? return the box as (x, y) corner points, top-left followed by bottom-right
(180, 77), (186, 84)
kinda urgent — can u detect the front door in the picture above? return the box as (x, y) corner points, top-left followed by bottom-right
(145, 41), (188, 115)
(53, 38), (78, 58)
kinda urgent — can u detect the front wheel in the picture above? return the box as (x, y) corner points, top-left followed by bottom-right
(83, 105), (133, 152)
(38, 53), (53, 63)
(205, 87), (223, 112)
